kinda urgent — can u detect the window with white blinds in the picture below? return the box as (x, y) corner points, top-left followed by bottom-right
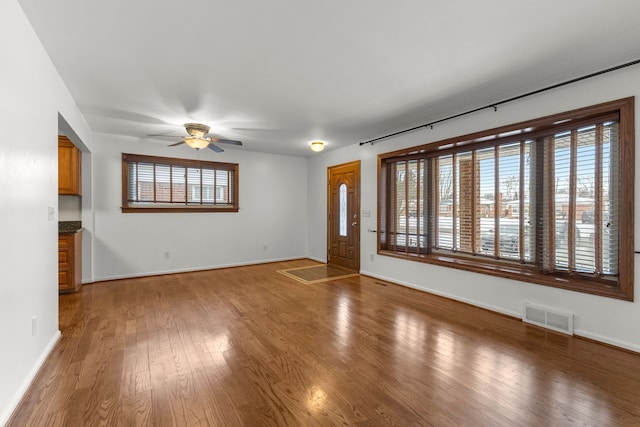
(378, 98), (634, 300)
(122, 153), (239, 213)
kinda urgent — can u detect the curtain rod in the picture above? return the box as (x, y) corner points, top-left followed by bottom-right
(359, 58), (640, 146)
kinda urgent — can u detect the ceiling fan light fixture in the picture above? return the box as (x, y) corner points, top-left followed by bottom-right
(184, 136), (210, 149)
(310, 141), (325, 152)
(184, 123), (210, 138)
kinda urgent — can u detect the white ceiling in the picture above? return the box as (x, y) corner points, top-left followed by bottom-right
(17, 0), (640, 157)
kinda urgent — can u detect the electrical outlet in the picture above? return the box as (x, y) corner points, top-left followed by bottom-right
(163, 251), (170, 259)
(370, 254), (374, 262)
(263, 244), (268, 251)
(48, 206), (55, 221)
(32, 316), (37, 336)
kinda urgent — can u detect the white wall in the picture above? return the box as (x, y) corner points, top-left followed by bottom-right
(308, 65), (640, 353)
(0, 0), (92, 424)
(91, 134), (308, 281)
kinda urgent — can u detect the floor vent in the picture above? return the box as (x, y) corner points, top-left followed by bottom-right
(522, 302), (574, 335)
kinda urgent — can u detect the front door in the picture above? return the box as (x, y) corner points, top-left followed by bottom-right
(327, 161), (360, 271)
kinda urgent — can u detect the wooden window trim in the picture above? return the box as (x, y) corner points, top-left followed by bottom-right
(378, 97), (634, 301)
(377, 249), (629, 300)
(121, 153), (239, 213)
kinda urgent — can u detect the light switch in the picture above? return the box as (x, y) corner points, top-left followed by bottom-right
(48, 206), (55, 221)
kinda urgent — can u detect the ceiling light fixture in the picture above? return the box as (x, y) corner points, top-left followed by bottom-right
(310, 141), (325, 152)
(182, 123), (211, 149)
(183, 136), (210, 149)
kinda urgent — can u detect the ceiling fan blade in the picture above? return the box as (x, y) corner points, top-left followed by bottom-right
(208, 144), (224, 153)
(168, 141), (185, 147)
(209, 137), (243, 146)
(148, 133), (184, 139)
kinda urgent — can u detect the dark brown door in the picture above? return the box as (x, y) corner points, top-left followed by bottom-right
(328, 161), (360, 271)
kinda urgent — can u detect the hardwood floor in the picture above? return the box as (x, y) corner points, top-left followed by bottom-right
(9, 260), (640, 426)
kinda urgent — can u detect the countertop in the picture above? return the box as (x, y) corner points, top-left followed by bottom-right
(59, 221), (82, 233)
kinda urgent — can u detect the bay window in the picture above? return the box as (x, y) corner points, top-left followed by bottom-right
(378, 98), (634, 300)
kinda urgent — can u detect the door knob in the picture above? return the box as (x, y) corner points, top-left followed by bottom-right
(352, 222), (358, 226)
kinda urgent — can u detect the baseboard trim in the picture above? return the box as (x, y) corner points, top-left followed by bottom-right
(360, 269), (639, 354)
(1, 331), (61, 427)
(360, 269), (520, 318)
(573, 329), (640, 354)
(89, 256), (304, 283)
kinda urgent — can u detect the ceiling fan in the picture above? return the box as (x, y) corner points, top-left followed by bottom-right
(166, 123), (243, 152)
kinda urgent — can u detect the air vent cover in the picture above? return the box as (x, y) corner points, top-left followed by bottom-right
(523, 302), (574, 335)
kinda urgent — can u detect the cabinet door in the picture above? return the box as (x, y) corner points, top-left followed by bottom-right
(58, 136), (81, 195)
(58, 231), (82, 293)
(58, 234), (75, 292)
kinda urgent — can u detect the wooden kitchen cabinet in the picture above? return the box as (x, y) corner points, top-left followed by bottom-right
(59, 231), (82, 293)
(58, 135), (81, 195)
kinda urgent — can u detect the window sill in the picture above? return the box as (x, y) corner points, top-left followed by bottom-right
(378, 250), (632, 301)
(122, 206), (239, 213)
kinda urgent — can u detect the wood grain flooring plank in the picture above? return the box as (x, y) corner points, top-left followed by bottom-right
(8, 260), (640, 426)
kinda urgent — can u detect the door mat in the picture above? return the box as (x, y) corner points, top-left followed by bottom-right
(277, 264), (359, 284)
